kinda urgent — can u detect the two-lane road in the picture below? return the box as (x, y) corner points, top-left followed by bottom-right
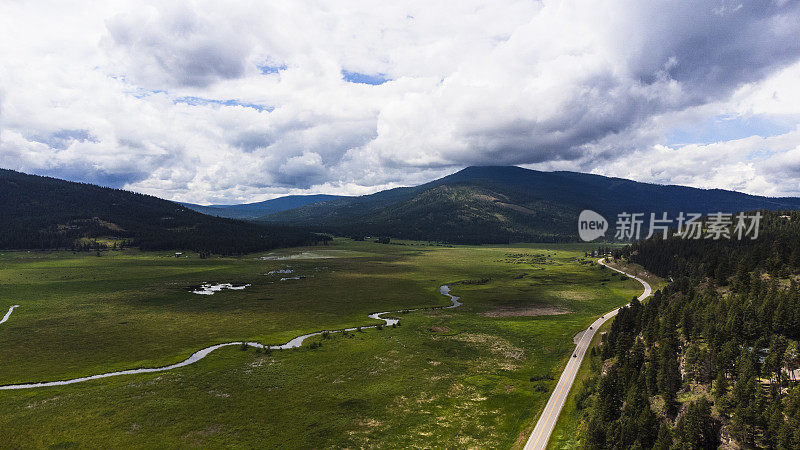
(523, 258), (652, 450)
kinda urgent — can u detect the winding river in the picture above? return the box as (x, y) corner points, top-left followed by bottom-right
(0, 285), (460, 390)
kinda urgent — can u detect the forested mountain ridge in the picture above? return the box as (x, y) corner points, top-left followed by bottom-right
(0, 169), (323, 254)
(261, 166), (800, 243)
(266, 182), (578, 243)
(572, 211), (800, 449)
(181, 194), (345, 220)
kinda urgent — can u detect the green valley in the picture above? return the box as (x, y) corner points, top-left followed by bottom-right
(0, 240), (642, 448)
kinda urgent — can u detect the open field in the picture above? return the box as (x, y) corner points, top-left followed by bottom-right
(0, 240), (642, 448)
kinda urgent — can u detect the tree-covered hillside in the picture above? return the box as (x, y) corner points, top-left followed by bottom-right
(0, 169), (323, 254)
(572, 211), (800, 448)
(181, 194), (345, 220)
(261, 166), (800, 243)
(266, 183), (577, 243)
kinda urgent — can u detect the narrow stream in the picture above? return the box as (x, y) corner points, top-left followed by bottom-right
(0, 305), (20, 325)
(0, 285), (460, 390)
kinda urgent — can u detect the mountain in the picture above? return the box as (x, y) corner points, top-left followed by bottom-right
(0, 169), (323, 254)
(181, 194), (345, 220)
(260, 166), (800, 243)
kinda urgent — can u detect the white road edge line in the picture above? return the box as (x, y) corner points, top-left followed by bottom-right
(522, 258), (652, 450)
(0, 286), (460, 390)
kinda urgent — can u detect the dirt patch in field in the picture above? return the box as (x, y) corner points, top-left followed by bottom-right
(26, 396), (61, 409)
(553, 289), (589, 301)
(423, 310), (455, 317)
(482, 306), (570, 317)
(448, 333), (525, 368)
(182, 424), (223, 446)
(427, 325), (451, 333)
(356, 418), (382, 428)
(258, 250), (351, 260)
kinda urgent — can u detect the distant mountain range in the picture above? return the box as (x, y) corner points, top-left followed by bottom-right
(258, 166), (800, 243)
(3, 166), (799, 249)
(181, 194), (345, 220)
(0, 169), (322, 253)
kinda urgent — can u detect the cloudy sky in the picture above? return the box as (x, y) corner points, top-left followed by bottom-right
(1, 0), (800, 204)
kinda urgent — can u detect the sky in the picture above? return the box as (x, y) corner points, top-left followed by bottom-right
(1, 0), (800, 204)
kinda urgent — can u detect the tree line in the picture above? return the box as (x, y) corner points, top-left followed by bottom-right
(574, 210), (800, 448)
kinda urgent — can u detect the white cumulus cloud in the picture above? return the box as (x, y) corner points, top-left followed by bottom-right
(0, 0), (799, 203)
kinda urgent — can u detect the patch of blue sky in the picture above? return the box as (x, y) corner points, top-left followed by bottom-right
(665, 114), (796, 147)
(126, 87), (167, 99)
(173, 96), (273, 112)
(257, 63), (287, 75)
(341, 70), (390, 85)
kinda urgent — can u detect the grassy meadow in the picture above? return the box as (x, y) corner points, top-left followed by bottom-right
(0, 240), (643, 448)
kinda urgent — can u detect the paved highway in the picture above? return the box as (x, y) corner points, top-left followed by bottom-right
(523, 258), (652, 450)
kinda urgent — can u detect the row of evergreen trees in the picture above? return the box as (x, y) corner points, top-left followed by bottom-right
(575, 211), (800, 448)
(614, 211), (800, 281)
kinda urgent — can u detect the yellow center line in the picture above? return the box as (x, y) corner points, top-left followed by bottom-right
(531, 334), (586, 448)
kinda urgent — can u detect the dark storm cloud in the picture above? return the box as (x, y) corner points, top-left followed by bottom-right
(105, 6), (252, 87)
(271, 164), (329, 189)
(432, 0), (800, 169)
(232, 132), (275, 152)
(39, 163), (149, 189)
(29, 129), (98, 150)
(630, 1), (800, 100)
